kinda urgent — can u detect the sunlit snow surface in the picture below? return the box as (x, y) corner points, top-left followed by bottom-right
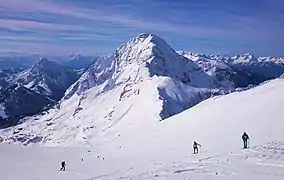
(0, 34), (223, 145)
(0, 79), (284, 179)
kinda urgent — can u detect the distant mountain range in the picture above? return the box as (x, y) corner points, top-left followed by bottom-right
(177, 51), (284, 88)
(0, 52), (96, 69)
(0, 58), (82, 126)
(0, 33), (283, 145)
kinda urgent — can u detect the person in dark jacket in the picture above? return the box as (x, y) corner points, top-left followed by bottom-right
(193, 141), (201, 154)
(242, 132), (250, 149)
(60, 161), (66, 171)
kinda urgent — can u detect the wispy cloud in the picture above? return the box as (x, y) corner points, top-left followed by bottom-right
(0, 19), (87, 32)
(0, 0), (283, 56)
(0, 0), (65, 14)
(0, 0), (225, 37)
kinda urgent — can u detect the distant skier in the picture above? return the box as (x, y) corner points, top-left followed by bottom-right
(60, 161), (66, 171)
(193, 141), (201, 154)
(242, 132), (250, 149)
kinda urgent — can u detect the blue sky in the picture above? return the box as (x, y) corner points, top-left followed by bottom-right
(0, 0), (283, 56)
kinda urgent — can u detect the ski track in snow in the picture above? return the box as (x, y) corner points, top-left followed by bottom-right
(87, 145), (284, 179)
(103, 105), (133, 132)
(1, 142), (284, 180)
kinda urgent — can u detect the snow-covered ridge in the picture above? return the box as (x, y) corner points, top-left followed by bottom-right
(178, 51), (284, 64)
(0, 33), (225, 146)
(178, 51), (284, 88)
(0, 58), (80, 126)
(1, 78), (284, 180)
(66, 34), (218, 99)
(14, 58), (80, 100)
(0, 33), (284, 147)
(116, 33), (215, 87)
(63, 33), (222, 122)
(64, 55), (116, 99)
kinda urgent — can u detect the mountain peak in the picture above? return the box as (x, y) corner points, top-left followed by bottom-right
(115, 33), (216, 86)
(30, 58), (61, 73)
(39, 57), (48, 61)
(137, 33), (152, 40)
(134, 33), (159, 42)
(15, 58), (79, 101)
(116, 33), (174, 66)
(65, 33), (216, 100)
(232, 53), (257, 64)
(36, 57), (55, 66)
(242, 53), (256, 60)
(122, 33), (169, 50)
(69, 53), (82, 60)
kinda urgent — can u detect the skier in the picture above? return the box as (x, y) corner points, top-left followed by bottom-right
(242, 132), (250, 149)
(193, 141), (201, 154)
(60, 161), (66, 171)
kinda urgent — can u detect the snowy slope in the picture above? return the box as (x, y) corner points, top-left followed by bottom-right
(1, 34), (283, 147)
(115, 33), (216, 88)
(0, 34), (230, 146)
(66, 34), (217, 99)
(0, 67), (26, 90)
(0, 78), (284, 180)
(64, 55), (117, 99)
